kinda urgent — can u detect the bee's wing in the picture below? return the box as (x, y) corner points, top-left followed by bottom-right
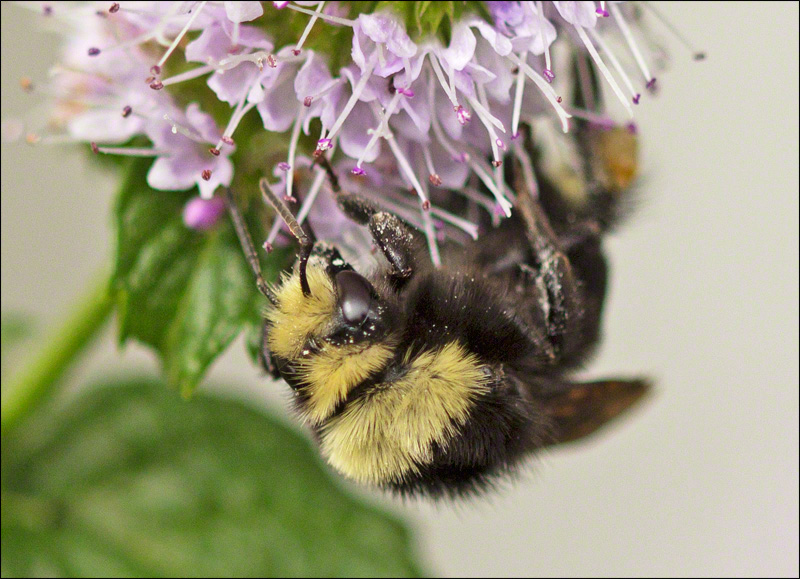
(530, 377), (651, 446)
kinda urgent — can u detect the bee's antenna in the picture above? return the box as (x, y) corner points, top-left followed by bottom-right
(312, 150), (341, 193)
(225, 188), (278, 306)
(259, 178), (313, 296)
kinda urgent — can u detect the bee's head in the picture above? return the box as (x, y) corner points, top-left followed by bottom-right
(267, 244), (395, 357)
(266, 244), (399, 424)
(256, 175), (398, 423)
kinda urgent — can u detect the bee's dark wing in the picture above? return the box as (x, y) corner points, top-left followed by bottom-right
(524, 375), (651, 446)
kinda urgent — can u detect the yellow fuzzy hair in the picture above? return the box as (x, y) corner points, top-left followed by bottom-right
(319, 342), (490, 485)
(296, 339), (398, 425)
(266, 265), (337, 360)
(266, 263), (397, 425)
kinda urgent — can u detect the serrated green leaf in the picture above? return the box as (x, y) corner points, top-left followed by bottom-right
(111, 159), (285, 395)
(1, 379), (423, 577)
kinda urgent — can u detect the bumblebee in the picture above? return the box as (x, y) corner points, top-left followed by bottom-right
(227, 125), (648, 498)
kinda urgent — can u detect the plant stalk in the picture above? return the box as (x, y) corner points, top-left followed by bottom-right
(1, 271), (113, 436)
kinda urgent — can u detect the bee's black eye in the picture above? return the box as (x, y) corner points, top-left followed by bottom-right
(335, 270), (373, 327)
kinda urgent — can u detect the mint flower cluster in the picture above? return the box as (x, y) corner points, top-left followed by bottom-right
(11, 1), (667, 264)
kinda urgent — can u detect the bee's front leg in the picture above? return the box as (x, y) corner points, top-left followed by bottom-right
(336, 194), (421, 286)
(315, 152), (421, 285)
(258, 319), (281, 379)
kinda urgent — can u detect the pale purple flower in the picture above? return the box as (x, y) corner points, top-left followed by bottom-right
(6, 0), (683, 249)
(553, 1), (599, 28)
(352, 12), (418, 77)
(488, 2), (557, 55)
(294, 52), (342, 133)
(254, 53), (304, 132)
(186, 18), (273, 105)
(224, 1), (264, 23)
(146, 103), (233, 199)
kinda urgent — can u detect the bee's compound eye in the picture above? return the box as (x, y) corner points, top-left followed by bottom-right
(335, 270), (373, 327)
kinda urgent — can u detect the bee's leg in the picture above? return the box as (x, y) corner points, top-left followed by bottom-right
(337, 195), (419, 281)
(226, 188), (278, 306)
(314, 153), (421, 282)
(368, 211), (419, 280)
(514, 175), (588, 360)
(258, 319), (281, 378)
(536, 246), (583, 358)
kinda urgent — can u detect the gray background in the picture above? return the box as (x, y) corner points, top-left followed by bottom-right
(2, 2), (798, 576)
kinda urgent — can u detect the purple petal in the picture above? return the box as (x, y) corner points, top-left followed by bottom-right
(339, 101), (380, 162)
(294, 51), (336, 100)
(340, 66), (381, 103)
(439, 22), (476, 71)
(474, 43), (514, 103)
(224, 1), (264, 23)
(397, 93), (431, 134)
(256, 67), (300, 132)
(526, 12), (557, 55)
(207, 61), (262, 104)
(430, 141), (469, 189)
(147, 156), (199, 191)
(467, 17), (513, 56)
(187, 19), (272, 63)
(68, 109), (144, 143)
(396, 45), (432, 85)
(185, 22), (230, 63)
(197, 156), (233, 198)
(235, 26), (273, 51)
(553, 1), (597, 28)
(185, 103), (222, 144)
(358, 12), (417, 58)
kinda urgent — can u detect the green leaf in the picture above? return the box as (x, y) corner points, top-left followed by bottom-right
(416, 1), (454, 38)
(111, 159), (286, 395)
(1, 313), (34, 377)
(1, 379), (423, 577)
(1, 313), (33, 354)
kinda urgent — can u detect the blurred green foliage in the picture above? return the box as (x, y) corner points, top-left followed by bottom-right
(111, 159), (291, 396)
(1, 380), (422, 577)
(1, 314), (33, 377)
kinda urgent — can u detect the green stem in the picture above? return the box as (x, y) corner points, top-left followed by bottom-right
(1, 271), (113, 436)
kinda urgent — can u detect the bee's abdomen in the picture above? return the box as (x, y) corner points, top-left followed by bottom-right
(385, 371), (542, 498)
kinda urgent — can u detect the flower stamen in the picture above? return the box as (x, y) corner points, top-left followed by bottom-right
(295, 2), (326, 54)
(588, 28), (641, 104)
(154, 1), (208, 73)
(536, 1), (554, 79)
(321, 59), (375, 145)
(285, 3), (355, 27)
(574, 25), (633, 118)
(429, 54), (459, 108)
(511, 52), (527, 137)
(609, 3), (655, 86)
(639, 1), (706, 61)
(507, 52), (572, 132)
(285, 103), (306, 201)
(355, 91), (402, 172)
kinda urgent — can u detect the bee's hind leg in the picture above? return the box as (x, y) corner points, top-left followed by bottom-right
(514, 171), (587, 362)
